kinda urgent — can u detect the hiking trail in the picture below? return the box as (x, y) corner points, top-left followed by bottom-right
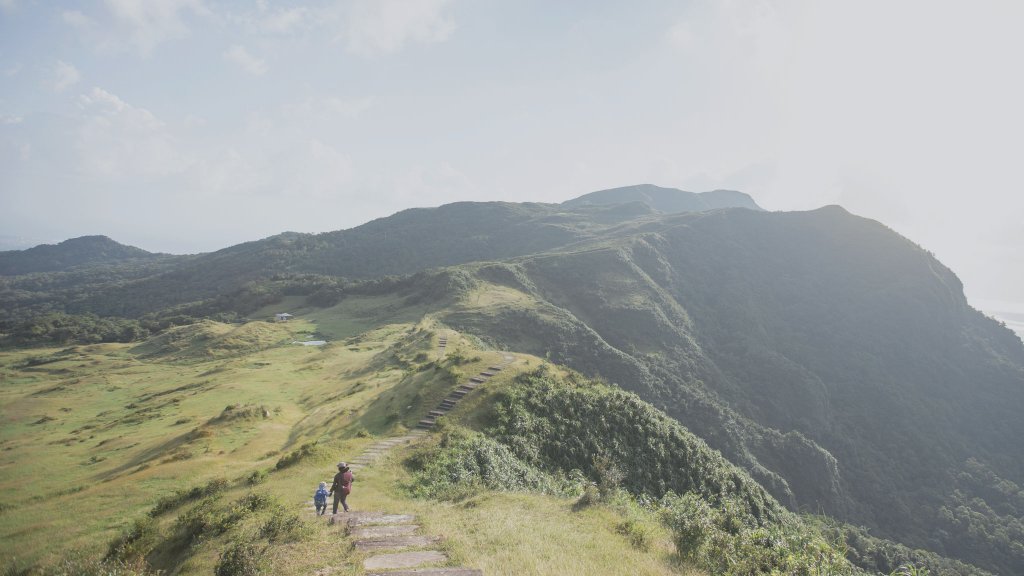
(310, 332), (517, 574)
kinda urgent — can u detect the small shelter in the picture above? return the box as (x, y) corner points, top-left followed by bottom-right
(274, 313), (294, 322)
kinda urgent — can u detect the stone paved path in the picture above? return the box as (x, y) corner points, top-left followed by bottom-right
(437, 333), (448, 357)
(348, 433), (425, 471)
(329, 511), (482, 575)
(416, 353), (515, 431)
(310, 335), (513, 574)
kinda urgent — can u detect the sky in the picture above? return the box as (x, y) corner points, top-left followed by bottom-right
(1, 0), (1022, 310)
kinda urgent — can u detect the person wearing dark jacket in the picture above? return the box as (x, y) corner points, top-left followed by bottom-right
(329, 462), (354, 514)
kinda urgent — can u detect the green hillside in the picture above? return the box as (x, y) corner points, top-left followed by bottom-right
(2, 190), (1023, 574)
(2, 307), (985, 576)
(434, 208), (1024, 574)
(0, 236), (171, 276)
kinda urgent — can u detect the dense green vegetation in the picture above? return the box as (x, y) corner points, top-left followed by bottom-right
(0, 235), (166, 276)
(409, 367), (993, 575)
(435, 209), (1024, 574)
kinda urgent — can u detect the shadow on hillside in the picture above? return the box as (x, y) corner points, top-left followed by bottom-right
(93, 428), (198, 481)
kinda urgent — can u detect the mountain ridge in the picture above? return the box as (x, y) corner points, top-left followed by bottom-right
(563, 183), (764, 213)
(1, 187), (1022, 573)
(0, 235), (165, 275)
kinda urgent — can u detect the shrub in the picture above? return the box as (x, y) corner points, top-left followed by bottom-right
(209, 404), (270, 424)
(659, 492), (854, 576)
(891, 566), (930, 576)
(260, 510), (307, 543)
(593, 454), (623, 501)
(150, 478), (228, 516)
(214, 541), (268, 576)
(236, 492), (277, 513)
(246, 469), (268, 485)
(616, 518), (653, 552)
(574, 483), (600, 509)
(274, 442), (325, 470)
(46, 555), (152, 576)
(408, 428), (559, 500)
(105, 516), (160, 563)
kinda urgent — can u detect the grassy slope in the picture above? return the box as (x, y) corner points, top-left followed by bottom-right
(0, 296), (701, 575)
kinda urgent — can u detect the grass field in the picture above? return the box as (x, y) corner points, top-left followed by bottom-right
(0, 293), (701, 575)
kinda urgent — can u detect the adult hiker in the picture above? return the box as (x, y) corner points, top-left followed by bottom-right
(329, 461), (354, 514)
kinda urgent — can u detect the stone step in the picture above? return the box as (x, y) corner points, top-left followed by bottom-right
(341, 512), (416, 526)
(350, 524), (420, 539)
(364, 550), (447, 571)
(354, 535), (441, 551)
(366, 569), (482, 576)
(487, 366), (502, 371)
(479, 372), (495, 377)
(456, 385), (473, 392)
(415, 422), (435, 430)
(428, 410), (447, 417)
(469, 377), (485, 384)
(417, 419), (435, 427)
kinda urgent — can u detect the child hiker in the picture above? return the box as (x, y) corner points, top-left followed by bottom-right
(330, 462), (354, 513)
(314, 481), (329, 515)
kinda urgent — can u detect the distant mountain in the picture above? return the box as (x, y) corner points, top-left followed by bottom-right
(562, 183), (764, 213)
(0, 201), (660, 319)
(0, 235), (164, 275)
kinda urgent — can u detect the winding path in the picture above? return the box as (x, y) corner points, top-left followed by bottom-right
(314, 332), (516, 574)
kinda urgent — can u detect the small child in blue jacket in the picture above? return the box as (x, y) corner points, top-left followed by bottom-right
(314, 481), (329, 515)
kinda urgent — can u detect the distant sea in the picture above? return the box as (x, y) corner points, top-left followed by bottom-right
(974, 299), (1024, 339)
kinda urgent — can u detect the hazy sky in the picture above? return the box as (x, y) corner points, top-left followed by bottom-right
(1, 0), (1022, 305)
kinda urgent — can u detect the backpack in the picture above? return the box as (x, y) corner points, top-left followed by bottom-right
(314, 487), (329, 504)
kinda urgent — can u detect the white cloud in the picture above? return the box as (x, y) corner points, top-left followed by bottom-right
(252, 2), (309, 34)
(282, 139), (354, 200)
(52, 60), (81, 92)
(393, 162), (472, 205)
(223, 45), (268, 75)
(0, 114), (23, 125)
(0, 0), (17, 14)
(62, 10), (97, 30)
(342, 0), (456, 56)
(284, 96), (373, 122)
(324, 96), (373, 118)
(103, 0), (209, 54)
(76, 87), (191, 178)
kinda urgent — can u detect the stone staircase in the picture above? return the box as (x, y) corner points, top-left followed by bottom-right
(311, 341), (516, 574)
(332, 511), (482, 575)
(416, 354), (515, 431)
(348, 432), (424, 471)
